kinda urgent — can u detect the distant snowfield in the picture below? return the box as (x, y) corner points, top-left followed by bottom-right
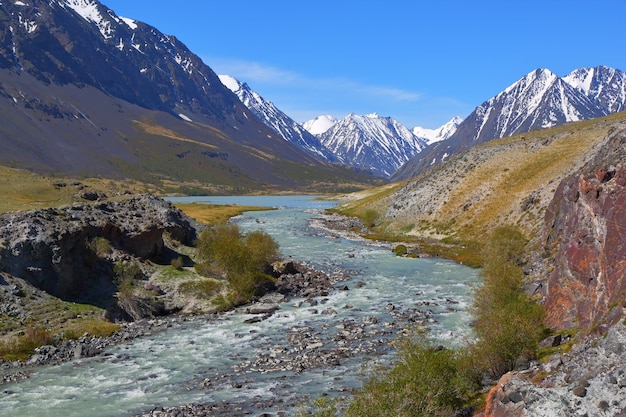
(303, 115), (337, 135)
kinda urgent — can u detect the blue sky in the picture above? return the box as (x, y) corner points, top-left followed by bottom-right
(102, 0), (625, 129)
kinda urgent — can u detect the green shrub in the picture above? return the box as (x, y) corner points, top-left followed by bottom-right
(470, 226), (546, 379)
(392, 244), (408, 256)
(363, 209), (379, 228)
(345, 334), (473, 417)
(196, 224), (279, 305)
(90, 237), (112, 257)
(170, 256), (184, 270)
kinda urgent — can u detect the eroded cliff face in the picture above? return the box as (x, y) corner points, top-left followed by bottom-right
(478, 125), (626, 417)
(541, 127), (626, 330)
(0, 195), (199, 308)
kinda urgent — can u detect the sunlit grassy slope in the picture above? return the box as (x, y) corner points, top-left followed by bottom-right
(336, 111), (626, 245)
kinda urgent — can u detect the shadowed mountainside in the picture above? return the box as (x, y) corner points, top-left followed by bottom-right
(0, 0), (375, 192)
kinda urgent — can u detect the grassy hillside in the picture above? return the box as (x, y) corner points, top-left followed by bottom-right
(335, 111), (626, 248)
(326, 112), (626, 266)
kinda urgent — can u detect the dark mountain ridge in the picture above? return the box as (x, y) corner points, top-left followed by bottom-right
(0, 0), (373, 191)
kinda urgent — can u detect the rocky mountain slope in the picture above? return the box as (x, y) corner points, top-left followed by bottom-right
(217, 75), (337, 162)
(0, 0), (373, 192)
(318, 113), (428, 177)
(394, 66), (626, 181)
(341, 111), (626, 322)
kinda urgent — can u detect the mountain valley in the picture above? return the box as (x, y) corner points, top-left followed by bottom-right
(1, 0), (626, 416)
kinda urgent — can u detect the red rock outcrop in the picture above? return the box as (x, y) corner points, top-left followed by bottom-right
(541, 127), (626, 330)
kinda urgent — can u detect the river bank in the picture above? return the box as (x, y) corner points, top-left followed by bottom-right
(0, 196), (479, 417)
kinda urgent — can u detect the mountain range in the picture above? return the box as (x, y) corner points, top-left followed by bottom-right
(0, 0), (625, 188)
(0, 0), (374, 192)
(220, 66), (625, 181)
(393, 66), (626, 180)
(217, 75), (457, 178)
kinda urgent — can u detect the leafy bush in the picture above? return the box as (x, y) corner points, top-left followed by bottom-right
(363, 209), (379, 228)
(345, 335), (473, 417)
(392, 244), (408, 256)
(196, 224), (279, 306)
(470, 226), (546, 379)
(90, 237), (112, 257)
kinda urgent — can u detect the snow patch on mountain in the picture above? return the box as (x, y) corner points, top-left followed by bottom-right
(303, 115), (337, 135)
(120, 17), (138, 30)
(61, 0), (114, 39)
(413, 116), (462, 145)
(564, 66), (626, 113)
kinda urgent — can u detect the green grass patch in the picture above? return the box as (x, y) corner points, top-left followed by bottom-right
(178, 279), (223, 298)
(62, 319), (121, 341)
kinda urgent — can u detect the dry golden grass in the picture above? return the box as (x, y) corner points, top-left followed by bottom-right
(333, 182), (405, 217)
(444, 117), (615, 238)
(133, 119), (225, 147)
(337, 111), (626, 246)
(174, 203), (272, 226)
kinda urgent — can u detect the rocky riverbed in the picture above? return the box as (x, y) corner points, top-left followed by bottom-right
(0, 198), (478, 417)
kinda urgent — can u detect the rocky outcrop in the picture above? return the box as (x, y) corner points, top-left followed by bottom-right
(0, 194), (200, 310)
(479, 125), (626, 417)
(480, 321), (626, 417)
(541, 126), (626, 329)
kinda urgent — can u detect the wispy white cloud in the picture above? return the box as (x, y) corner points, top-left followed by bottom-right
(205, 57), (421, 102)
(207, 58), (299, 84)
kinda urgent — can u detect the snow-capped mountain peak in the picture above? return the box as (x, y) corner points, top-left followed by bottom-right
(303, 115), (337, 135)
(413, 116), (462, 145)
(393, 66), (625, 181)
(218, 75), (337, 162)
(470, 67), (604, 141)
(563, 65), (626, 113)
(319, 113), (428, 178)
